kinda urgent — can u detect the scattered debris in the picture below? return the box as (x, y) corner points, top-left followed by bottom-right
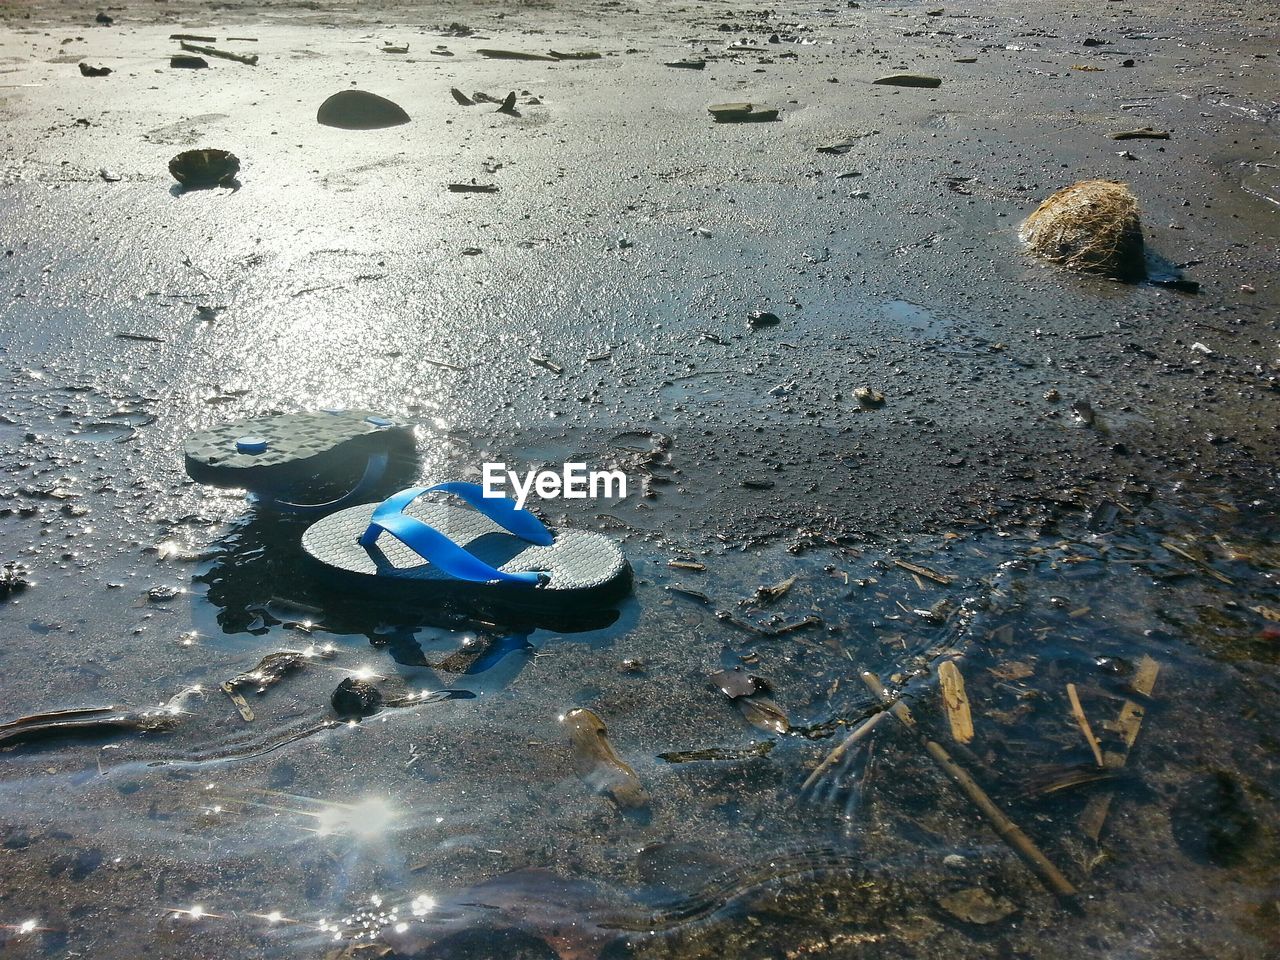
(497, 91), (518, 115)
(224, 647), (335, 699)
(665, 59), (706, 70)
(381, 43), (409, 54)
(563, 707), (649, 810)
(748, 310), (780, 329)
(78, 62), (111, 77)
(169, 54), (208, 69)
(816, 132), (879, 154)
(1065, 682), (1104, 767)
(1020, 179), (1145, 281)
(531, 355), (564, 374)
(892, 558), (953, 585)
(938, 887), (1018, 925)
(709, 669), (790, 735)
(0, 705), (180, 749)
(476, 48), (558, 62)
(938, 661), (974, 744)
(0, 562), (31, 600)
(450, 87), (474, 106)
(853, 386), (885, 408)
(708, 102), (779, 123)
(1161, 540), (1232, 585)
(448, 182), (499, 193)
(1070, 399), (1096, 427)
(169, 33), (215, 42)
(1110, 127), (1170, 140)
(549, 50), (601, 60)
(316, 90), (410, 129)
(872, 73), (941, 88)
(179, 41), (258, 66)
(667, 559), (706, 571)
(98, 167), (121, 182)
(659, 742), (775, 763)
(1079, 655), (1160, 842)
(749, 574), (796, 606)
(169, 148), (240, 188)
(115, 331), (166, 343)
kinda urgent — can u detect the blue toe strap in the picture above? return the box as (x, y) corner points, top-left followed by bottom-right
(357, 482), (553, 584)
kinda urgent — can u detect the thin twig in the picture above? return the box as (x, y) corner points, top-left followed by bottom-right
(1066, 683), (1104, 767)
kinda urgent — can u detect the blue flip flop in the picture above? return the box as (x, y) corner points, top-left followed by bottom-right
(300, 482), (630, 604)
(183, 410), (417, 513)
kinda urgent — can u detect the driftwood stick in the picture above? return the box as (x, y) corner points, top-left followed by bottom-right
(939, 660), (975, 744)
(862, 671), (1077, 898)
(800, 706), (891, 792)
(179, 41), (259, 65)
(1066, 683), (1104, 767)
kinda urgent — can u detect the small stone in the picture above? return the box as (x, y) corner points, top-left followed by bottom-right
(747, 310), (781, 329)
(332, 678), (383, 718)
(147, 584), (180, 602)
(853, 386), (885, 408)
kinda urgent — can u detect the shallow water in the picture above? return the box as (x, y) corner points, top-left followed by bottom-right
(2, 0), (1279, 956)
(1, 412), (1276, 959)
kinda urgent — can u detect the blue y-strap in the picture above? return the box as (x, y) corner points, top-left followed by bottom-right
(357, 481), (553, 584)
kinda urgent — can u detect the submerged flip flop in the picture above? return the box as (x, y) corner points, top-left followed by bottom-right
(183, 410), (417, 512)
(301, 482), (630, 605)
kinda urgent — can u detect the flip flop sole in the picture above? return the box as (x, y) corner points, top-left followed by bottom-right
(184, 410), (416, 492)
(301, 501), (630, 604)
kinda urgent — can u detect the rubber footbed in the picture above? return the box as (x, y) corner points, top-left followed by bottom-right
(302, 501), (628, 594)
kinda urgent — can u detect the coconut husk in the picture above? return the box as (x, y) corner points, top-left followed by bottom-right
(1019, 179), (1145, 281)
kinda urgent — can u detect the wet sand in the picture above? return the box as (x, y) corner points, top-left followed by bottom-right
(0, 0), (1277, 958)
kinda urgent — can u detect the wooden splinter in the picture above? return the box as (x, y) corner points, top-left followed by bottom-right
(1066, 682), (1104, 768)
